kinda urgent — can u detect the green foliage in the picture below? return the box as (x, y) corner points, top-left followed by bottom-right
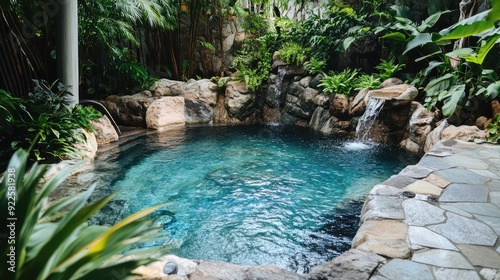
(375, 58), (405, 80)
(487, 114), (500, 144)
(278, 42), (309, 66)
(401, 3), (500, 118)
(356, 74), (381, 90)
(0, 81), (102, 163)
(0, 149), (167, 280)
(232, 39), (272, 92)
(304, 57), (327, 75)
(319, 69), (359, 95)
(241, 12), (269, 37)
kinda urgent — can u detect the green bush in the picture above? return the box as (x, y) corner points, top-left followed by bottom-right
(304, 57), (327, 76)
(375, 58), (405, 81)
(278, 42), (309, 66)
(0, 81), (102, 163)
(0, 149), (167, 280)
(356, 74), (381, 90)
(232, 39), (271, 92)
(319, 69), (359, 95)
(487, 114), (500, 144)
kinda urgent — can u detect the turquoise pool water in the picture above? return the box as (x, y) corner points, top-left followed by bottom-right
(83, 125), (419, 273)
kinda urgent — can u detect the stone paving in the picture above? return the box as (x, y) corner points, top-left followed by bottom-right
(352, 140), (500, 280)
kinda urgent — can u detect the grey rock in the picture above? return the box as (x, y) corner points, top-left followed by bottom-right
(412, 249), (474, 269)
(433, 268), (481, 280)
(184, 98), (214, 124)
(225, 81), (256, 120)
(429, 212), (497, 246)
(350, 88), (369, 116)
(314, 93), (330, 107)
(361, 196), (405, 222)
(381, 175), (416, 189)
(417, 155), (455, 170)
(380, 78), (403, 88)
(399, 165), (434, 179)
(377, 259), (433, 280)
(299, 76), (311, 88)
(403, 199), (446, 226)
(309, 74), (323, 89)
(457, 244), (500, 268)
(309, 107), (331, 131)
(163, 262), (178, 275)
(441, 155), (489, 170)
(474, 215), (500, 234)
(307, 249), (385, 280)
(480, 268), (500, 280)
(439, 204), (473, 218)
(441, 202), (500, 217)
(439, 184), (489, 202)
(435, 168), (490, 185)
(408, 226), (457, 251)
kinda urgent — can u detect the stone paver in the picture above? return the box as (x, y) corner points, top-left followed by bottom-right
(412, 249), (474, 269)
(428, 212), (497, 246)
(353, 140), (500, 280)
(402, 199), (445, 226)
(439, 183), (489, 202)
(457, 244), (500, 268)
(376, 259), (433, 280)
(403, 180), (442, 196)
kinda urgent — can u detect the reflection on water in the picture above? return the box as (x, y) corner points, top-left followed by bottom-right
(64, 125), (419, 273)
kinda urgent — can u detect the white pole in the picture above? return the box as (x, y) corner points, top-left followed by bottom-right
(57, 0), (79, 104)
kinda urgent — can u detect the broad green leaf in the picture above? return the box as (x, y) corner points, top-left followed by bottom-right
(487, 123), (497, 134)
(404, 33), (433, 54)
(381, 32), (408, 42)
(343, 37), (356, 50)
(418, 10), (451, 32)
(422, 61), (445, 76)
(442, 84), (466, 116)
(446, 48), (476, 59)
(466, 34), (500, 65)
(486, 81), (500, 100)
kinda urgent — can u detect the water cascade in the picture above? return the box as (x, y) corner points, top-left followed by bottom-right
(356, 97), (385, 140)
(273, 67), (286, 107)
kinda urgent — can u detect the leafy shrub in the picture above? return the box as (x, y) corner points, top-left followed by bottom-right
(375, 58), (405, 81)
(319, 69), (359, 95)
(0, 149), (167, 280)
(278, 42), (309, 66)
(304, 57), (327, 75)
(487, 114), (500, 144)
(241, 12), (269, 37)
(0, 81), (102, 163)
(232, 39), (272, 92)
(356, 74), (381, 90)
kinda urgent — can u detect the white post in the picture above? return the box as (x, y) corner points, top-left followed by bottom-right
(57, 0), (79, 104)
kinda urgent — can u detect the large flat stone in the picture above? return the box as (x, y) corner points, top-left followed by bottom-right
(487, 180), (500, 191)
(441, 155), (489, 170)
(457, 244), (500, 269)
(428, 213), (497, 246)
(408, 226), (457, 251)
(434, 168), (490, 185)
(439, 205), (473, 218)
(399, 165), (434, 179)
(412, 249), (473, 269)
(433, 268), (480, 280)
(439, 184), (489, 203)
(376, 259), (433, 280)
(403, 180), (442, 196)
(491, 192), (500, 208)
(470, 169), (500, 179)
(441, 203), (500, 217)
(361, 196), (405, 222)
(381, 175), (416, 189)
(352, 220), (410, 259)
(403, 199), (446, 226)
(423, 173), (451, 189)
(306, 249), (385, 280)
(418, 156), (455, 170)
(475, 215), (500, 235)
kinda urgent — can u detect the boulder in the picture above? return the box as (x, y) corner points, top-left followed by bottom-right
(424, 120), (486, 152)
(262, 105), (282, 124)
(330, 94), (351, 120)
(103, 93), (156, 127)
(314, 93), (330, 107)
(74, 129), (98, 160)
(380, 78), (403, 88)
(366, 84), (418, 102)
(307, 249), (386, 280)
(181, 79), (218, 106)
(352, 220), (411, 259)
(90, 115), (119, 145)
(184, 98), (213, 124)
(146, 97), (185, 130)
(475, 116), (489, 130)
(285, 94), (309, 119)
(350, 88), (370, 116)
(403, 102), (435, 152)
(320, 116), (353, 136)
(492, 100), (500, 116)
(150, 79), (184, 96)
(309, 74), (323, 89)
(224, 81), (256, 120)
(309, 107), (331, 131)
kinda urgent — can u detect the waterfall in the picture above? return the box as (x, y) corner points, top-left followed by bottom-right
(273, 68), (286, 107)
(356, 97), (385, 140)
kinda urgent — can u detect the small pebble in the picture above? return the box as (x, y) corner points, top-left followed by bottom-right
(163, 262), (178, 275)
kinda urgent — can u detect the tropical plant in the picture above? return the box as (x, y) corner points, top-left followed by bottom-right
(402, 2), (500, 118)
(232, 38), (272, 92)
(278, 42), (309, 66)
(319, 69), (359, 95)
(304, 57), (327, 75)
(355, 74), (381, 90)
(0, 149), (167, 280)
(0, 81), (101, 163)
(487, 113), (500, 144)
(375, 58), (405, 81)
